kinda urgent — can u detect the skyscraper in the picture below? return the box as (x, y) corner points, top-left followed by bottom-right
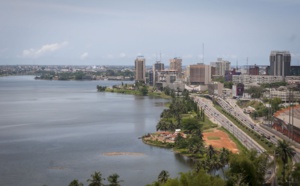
(186, 63), (211, 85)
(211, 58), (230, 77)
(152, 61), (164, 86)
(135, 56), (146, 82)
(169, 57), (182, 78)
(270, 51), (291, 77)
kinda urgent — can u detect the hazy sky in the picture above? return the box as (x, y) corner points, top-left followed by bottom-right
(0, 0), (300, 66)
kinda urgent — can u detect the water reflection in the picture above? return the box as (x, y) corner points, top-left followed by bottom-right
(174, 153), (195, 169)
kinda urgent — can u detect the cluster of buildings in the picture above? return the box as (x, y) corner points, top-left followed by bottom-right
(134, 51), (300, 143)
(134, 51), (300, 98)
(134, 56), (233, 92)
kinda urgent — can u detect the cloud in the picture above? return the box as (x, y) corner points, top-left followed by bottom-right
(107, 54), (114, 59)
(22, 41), (68, 58)
(80, 52), (88, 60)
(119, 52), (126, 58)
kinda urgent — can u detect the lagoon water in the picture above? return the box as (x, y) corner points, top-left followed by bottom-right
(0, 76), (192, 186)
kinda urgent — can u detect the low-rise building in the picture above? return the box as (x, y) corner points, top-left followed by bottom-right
(263, 87), (300, 102)
(208, 82), (224, 97)
(232, 75), (284, 85)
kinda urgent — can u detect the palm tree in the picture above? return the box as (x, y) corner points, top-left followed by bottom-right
(207, 145), (216, 160)
(275, 140), (296, 183)
(107, 173), (123, 186)
(219, 148), (230, 174)
(68, 179), (84, 186)
(209, 156), (223, 176)
(158, 170), (169, 183)
(219, 148), (230, 167)
(87, 171), (104, 186)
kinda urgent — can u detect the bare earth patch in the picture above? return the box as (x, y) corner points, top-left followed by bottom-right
(103, 152), (144, 156)
(203, 129), (239, 153)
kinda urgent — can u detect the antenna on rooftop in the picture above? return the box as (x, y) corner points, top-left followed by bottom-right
(236, 60), (238, 70)
(160, 51), (162, 62)
(202, 43), (204, 64)
(246, 57), (249, 75)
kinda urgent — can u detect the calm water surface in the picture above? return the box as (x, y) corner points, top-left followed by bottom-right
(0, 76), (192, 186)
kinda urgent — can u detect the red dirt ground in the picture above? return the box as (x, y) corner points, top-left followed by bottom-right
(203, 129), (239, 153)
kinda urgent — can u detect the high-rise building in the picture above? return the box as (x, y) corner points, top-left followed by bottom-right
(186, 63), (211, 85)
(270, 51), (291, 77)
(152, 61), (164, 86)
(135, 56), (146, 82)
(211, 58), (230, 77)
(169, 57), (182, 78)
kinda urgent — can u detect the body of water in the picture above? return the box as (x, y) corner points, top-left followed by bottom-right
(0, 76), (192, 186)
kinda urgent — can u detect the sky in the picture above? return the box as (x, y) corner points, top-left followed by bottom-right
(0, 0), (300, 66)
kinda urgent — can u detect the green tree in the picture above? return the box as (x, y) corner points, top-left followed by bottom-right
(182, 118), (200, 134)
(244, 86), (264, 98)
(140, 86), (148, 96)
(226, 150), (268, 186)
(291, 163), (300, 184)
(219, 148), (230, 169)
(107, 173), (123, 186)
(270, 97), (282, 113)
(75, 71), (84, 80)
(275, 140), (296, 183)
(158, 170), (169, 184)
(106, 69), (115, 76)
(87, 171), (104, 186)
(174, 133), (188, 149)
(68, 180), (84, 186)
(224, 81), (233, 89)
(207, 145), (216, 160)
(251, 111), (258, 119)
(187, 136), (204, 154)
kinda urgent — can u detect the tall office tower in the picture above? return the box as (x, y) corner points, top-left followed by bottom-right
(169, 57), (182, 78)
(152, 61), (164, 86)
(211, 58), (230, 77)
(270, 51), (291, 77)
(135, 56), (146, 82)
(186, 63), (211, 85)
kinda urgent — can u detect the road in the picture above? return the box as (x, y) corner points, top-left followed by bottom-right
(215, 96), (300, 163)
(192, 95), (276, 185)
(193, 96), (265, 153)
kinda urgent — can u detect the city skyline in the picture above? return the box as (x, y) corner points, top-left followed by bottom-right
(0, 0), (300, 66)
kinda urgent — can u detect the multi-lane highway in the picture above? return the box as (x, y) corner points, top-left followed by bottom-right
(214, 96), (300, 163)
(216, 97), (278, 144)
(193, 96), (265, 153)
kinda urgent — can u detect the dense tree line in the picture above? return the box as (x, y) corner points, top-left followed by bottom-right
(157, 88), (203, 132)
(96, 86), (107, 92)
(67, 171), (123, 186)
(261, 82), (287, 88)
(35, 69), (134, 81)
